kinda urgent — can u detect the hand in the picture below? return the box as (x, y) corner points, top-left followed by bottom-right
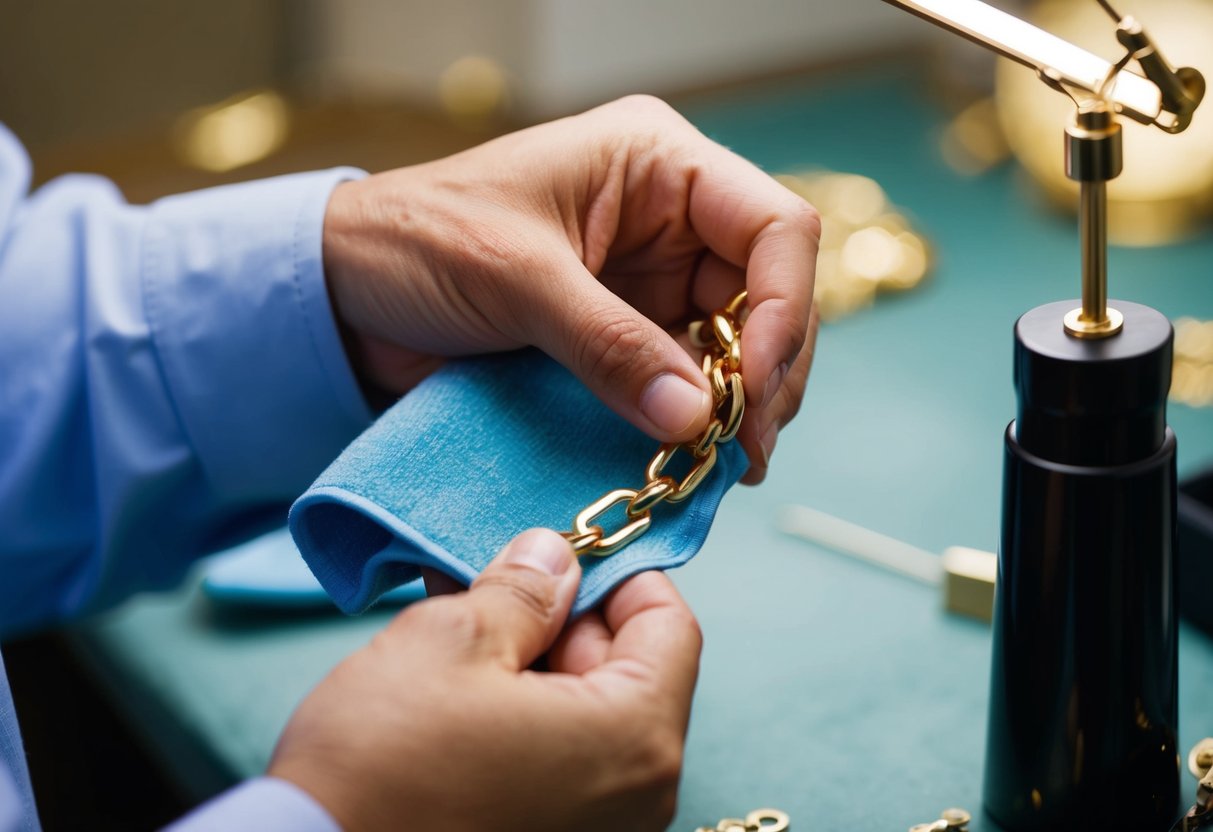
(269, 528), (702, 831)
(323, 95), (820, 483)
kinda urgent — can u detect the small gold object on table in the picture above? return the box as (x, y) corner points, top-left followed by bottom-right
(777, 172), (933, 322)
(694, 808), (790, 832)
(1173, 317), (1213, 409)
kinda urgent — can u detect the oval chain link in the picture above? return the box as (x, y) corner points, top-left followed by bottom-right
(561, 291), (748, 557)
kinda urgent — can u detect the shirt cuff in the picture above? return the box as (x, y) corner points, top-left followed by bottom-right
(141, 168), (373, 500)
(164, 777), (340, 832)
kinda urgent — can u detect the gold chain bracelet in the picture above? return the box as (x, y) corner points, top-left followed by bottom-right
(559, 290), (749, 557)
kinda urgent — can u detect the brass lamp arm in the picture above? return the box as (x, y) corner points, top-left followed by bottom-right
(881, 0), (1202, 132)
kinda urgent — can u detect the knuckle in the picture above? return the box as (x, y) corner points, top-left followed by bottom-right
(759, 297), (810, 359)
(474, 569), (557, 621)
(639, 727), (686, 789)
(775, 189), (822, 243)
(681, 610), (705, 655)
(398, 596), (486, 646)
(611, 93), (679, 120)
(794, 199), (823, 243)
(575, 311), (660, 391)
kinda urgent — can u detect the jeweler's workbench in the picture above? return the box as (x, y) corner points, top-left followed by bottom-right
(70, 67), (1213, 830)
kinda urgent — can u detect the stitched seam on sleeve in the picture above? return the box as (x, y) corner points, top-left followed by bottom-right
(140, 212), (205, 474)
(291, 178), (363, 426)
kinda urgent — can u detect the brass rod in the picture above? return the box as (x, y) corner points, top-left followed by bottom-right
(1080, 180), (1108, 324)
(879, 0), (1162, 124)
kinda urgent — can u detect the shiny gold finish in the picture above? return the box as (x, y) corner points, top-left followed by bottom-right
(1188, 738), (1213, 778)
(881, 0), (1164, 124)
(884, 0), (1205, 340)
(570, 489), (651, 557)
(1063, 104), (1124, 339)
(1172, 317), (1213, 409)
(627, 477), (678, 517)
(694, 808), (790, 832)
(996, 1), (1213, 247)
(908, 806), (972, 832)
(646, 443), (719, 504)
(1173, 739), (1213, 829)
(1064, 305), (1124, 339)
(559, 292), (747, 557)
(716, 371), (746, 443)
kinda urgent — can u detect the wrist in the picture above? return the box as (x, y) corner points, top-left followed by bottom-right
(321, 179), (401, 410)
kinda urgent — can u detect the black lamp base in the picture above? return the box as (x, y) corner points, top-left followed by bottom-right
(983, 300), (1180, 830)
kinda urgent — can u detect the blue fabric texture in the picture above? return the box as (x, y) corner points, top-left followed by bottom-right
(202, 528), (424, 608)
(164, 777), (339, 832)
(0, 653), (35, 832)
(291, 350), (748, 616)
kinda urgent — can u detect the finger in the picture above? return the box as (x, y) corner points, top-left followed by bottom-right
(423, 567), (465, 597)
(460, 528), (582, 670)
(681, 138), (820, 416)
(591, 572), (702, 719)
(548, 610), (613, 675)
(739, 301), (819, 485)
(523, 251), (713, 443)
(689, 252), (747, 316)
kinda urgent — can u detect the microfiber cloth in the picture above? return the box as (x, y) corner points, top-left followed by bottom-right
(201, 528), (425, 608)
(289, 349), (748, 616)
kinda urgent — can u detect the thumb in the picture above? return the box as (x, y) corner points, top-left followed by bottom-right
(462, 528), (582, 670)
(525, 257), (712, 443)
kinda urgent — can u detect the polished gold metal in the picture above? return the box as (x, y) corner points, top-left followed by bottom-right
(912, 810), (975, 832)
(940, 808), (972, 828)
(1063, 103), (1124, 339)
(879, 0), (1205, 131)
(716, 372), (746, 443)
(744, 809), (790, 831)
(995, 2), (1213, 247)
(560, 291), (748, 558)
(883, 0), (1204, 342)
(693, 808), (790, 832)
(1189, 738), (1213, 778)
(627, 477), (678, 516)
(570, 488), (652, 556)
(908, 806), (972, 832)
(1172, 318), (1213, 409)
(692, 420), (724, 457)
(560, 528), (603, 552)
(647, 443), (719, 504)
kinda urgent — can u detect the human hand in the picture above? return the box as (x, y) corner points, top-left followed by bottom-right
(269, 528), (701, 831)
(323, 95), (820, 483)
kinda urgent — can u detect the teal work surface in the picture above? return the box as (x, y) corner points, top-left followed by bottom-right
(72, 66), (1213, 830)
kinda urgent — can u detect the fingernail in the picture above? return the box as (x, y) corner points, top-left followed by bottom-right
(759, 424), (778, 467)
(761, 362), (788, 409)
(502, 529), (573, 576)
(641, 374), (710, 435)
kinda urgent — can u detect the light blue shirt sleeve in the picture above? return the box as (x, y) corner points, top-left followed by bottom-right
(0, 124), (372, 637)
(0, 124), (375, 829)
(164, 777), (341, 832)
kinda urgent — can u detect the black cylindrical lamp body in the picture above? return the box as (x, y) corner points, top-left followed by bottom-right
(984, 300), (1180, 830)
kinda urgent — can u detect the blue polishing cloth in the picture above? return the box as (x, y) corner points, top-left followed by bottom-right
(290, 350), (748, 616)
(201, 528), (425, 608)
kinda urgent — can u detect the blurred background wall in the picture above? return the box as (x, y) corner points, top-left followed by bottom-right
(0, 1), (295, 147)
(0, 0), (924, 186)
(304, 0), (917, 116)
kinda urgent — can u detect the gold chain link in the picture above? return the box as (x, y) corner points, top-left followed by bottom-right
(560, 290), (748, 557)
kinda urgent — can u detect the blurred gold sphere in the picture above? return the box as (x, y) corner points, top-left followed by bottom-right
(995, 0), (1213, 245)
